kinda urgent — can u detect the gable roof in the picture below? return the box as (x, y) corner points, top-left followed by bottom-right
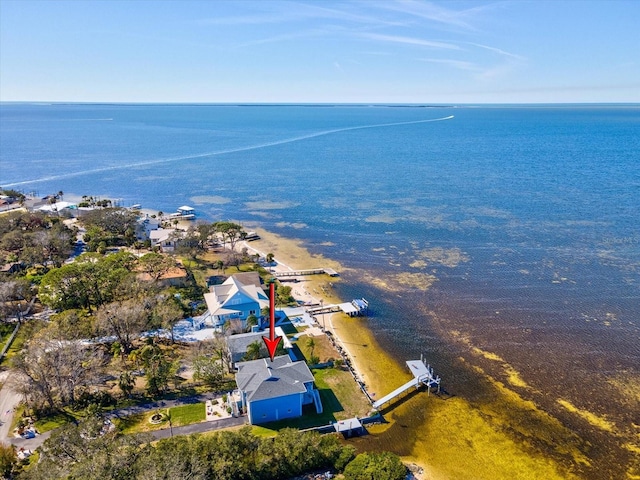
(204, 274), (269, 317)
(236, 355), (314, 402)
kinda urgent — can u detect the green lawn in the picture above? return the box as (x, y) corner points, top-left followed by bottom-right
(169, 402), (205, 427)
(115, 402), (206, 434)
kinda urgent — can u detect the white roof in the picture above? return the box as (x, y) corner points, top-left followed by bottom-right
(204, 275), (269, 317)
(38, 201), (77, 212)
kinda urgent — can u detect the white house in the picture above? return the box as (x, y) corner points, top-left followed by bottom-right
(204, 273), (269, 328)
(149, 228), (182, 252)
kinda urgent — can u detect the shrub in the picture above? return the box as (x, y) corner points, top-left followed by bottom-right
(343, 452), (406, 480)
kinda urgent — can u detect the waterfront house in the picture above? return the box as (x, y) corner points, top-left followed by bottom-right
(225, 326), (291, 370)
(149, 228), (182, 252)
(235, 355), (322, 424)
(204, 273), (268, 328)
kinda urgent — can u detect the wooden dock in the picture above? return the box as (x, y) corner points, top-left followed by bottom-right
(372, 359), (440, 409)
(307, 298), (368, 317)
(274, 268), (339, 277)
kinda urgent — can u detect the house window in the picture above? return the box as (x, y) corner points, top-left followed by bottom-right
(250, 310), (256, 315)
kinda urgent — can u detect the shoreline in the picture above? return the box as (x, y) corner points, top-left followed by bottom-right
(240, 227), (587, 480)
(240, 228), (377, 388)
(12, 199), (609, 478)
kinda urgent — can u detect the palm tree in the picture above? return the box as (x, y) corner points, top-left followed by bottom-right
(118, 371), (135, 397)
(306, 337), (316, 359)
(244, 341), (262, 361)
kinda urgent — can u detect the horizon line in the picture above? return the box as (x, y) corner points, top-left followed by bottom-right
(1, 101), (639, 107)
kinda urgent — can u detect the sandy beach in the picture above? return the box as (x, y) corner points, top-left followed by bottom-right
(240, 227), (587, 480)
(240, 229), (372, 384)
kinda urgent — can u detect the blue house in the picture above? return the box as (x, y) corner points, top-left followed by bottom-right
(235, 355), (322, 424)
(204, 273), (269, 329)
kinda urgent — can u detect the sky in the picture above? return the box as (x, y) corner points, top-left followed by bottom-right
(0, 0), (638, 104)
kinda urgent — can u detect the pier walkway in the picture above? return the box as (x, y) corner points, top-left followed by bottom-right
(372, 360), (441, 410)
(273, 267), (339, 277)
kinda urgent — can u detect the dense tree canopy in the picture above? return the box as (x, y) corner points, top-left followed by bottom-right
(0, 211), (74, 268)
(39, 251), (137, 311)
(343, 452), (407, 480)
(19, 425), (354, 480)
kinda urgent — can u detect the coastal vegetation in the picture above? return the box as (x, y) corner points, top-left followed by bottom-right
(13, 420), (373, 480)
(1, 199), (386, 480)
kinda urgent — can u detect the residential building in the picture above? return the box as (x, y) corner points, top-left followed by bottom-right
(235, 355), (322, 424)
(204, 273), (268, 328)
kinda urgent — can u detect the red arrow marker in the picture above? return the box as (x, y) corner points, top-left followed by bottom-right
(263, 280), (282, 361)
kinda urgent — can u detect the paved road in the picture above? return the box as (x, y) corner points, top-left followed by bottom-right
(2, 389), (247, 450)
(0, 370), (22, 445)
(150, 415), (246, 440)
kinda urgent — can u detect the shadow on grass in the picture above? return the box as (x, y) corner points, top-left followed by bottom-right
(34, 410), (80, 433)
(256, 388), (345, 432)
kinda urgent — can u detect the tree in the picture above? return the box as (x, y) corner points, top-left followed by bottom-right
(49, 309), (93, 340)
(214, 222), (245, 251)
(192, 355), (224, 387)
(81, 206), (139, 248)
(26, 417), (151, 480)
(343, 452), (407, 480)
(223, 251), (241, 271)
(95, 298), (151, 353)
(215, 259), (225, 273)
(151, 295), (185, 343)
(136, 436), (207, 480)
(306, 337), (316, 359)
(276, 284), (294, 306)
(0, 278), (33, 322)
(138, 252), (175, 282)
(0, 443), (16, 479)
(139, 343), (174, 396)
(12, 333), (105, 410)
(243, 341), (263, 361)
(246, 314), (258, 331)
(266, 252), (275, 264)
(39, 252), (136, 312)
(173, 227), (201, 260)
(118, 370), (135, 398)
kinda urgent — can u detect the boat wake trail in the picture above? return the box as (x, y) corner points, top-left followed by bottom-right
(3, 115), (454, 187)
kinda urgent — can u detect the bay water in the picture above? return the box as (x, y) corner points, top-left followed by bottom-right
(1, 103), (639, 478)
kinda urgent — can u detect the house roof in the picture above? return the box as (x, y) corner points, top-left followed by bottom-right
(226, 327), (289, 358)
(204, 274), (269, 317)
(149, 228), (177, 243)
(37, 201), (77, 212)
(236, 355), (314, 402)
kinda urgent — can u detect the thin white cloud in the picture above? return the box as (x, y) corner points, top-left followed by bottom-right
(236, 28), (328, 48)
(421, 58), (480, 72)
(199, 1), (403, 28)
(466, 42), (526, 61)
(360, 32), (460, 50)
(376, 0), (499, 31)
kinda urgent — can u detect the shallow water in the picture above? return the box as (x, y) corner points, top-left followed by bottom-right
(1, 103), (639, 478)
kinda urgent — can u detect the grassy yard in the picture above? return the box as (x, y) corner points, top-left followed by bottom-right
(0, 323), (26, 366)
(294, 332), (338, 364)
(169, 402), (205, 427)
(313, 368), (372, 419)
(115, 402), (206, 434)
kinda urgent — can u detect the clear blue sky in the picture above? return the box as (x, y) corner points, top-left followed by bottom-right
(1, 0), (638, 103)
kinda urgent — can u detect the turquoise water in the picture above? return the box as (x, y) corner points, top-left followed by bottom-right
(1, 103), (639, 472)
